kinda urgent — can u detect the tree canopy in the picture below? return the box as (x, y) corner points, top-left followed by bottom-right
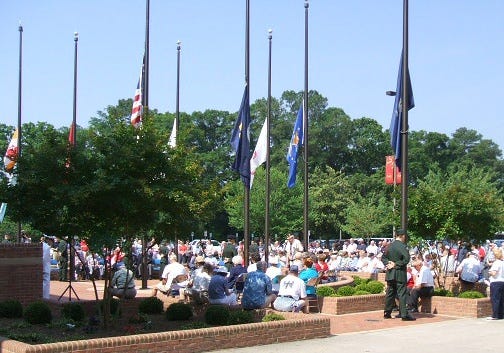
(1, 90), (503, 246)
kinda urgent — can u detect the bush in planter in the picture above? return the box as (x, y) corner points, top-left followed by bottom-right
(61, 302), (85, 322)
(98, 298), (121, 317)
(138, 297), (164, 314)
(228, 309), (255, 325)
(433, 288), (454, 297)
(205, 305), (230, 325)
(317, 286), (336, 297)
(165, 302), (193, 321)
(262, 312), (286, 322)
(364, 280), (385, 294)
(354, 290), (371, 296)
(0, 299), (23, 318)
(24, 301), (52, 325)
(458, 290), (485, 299)
(337, 285), (356, 296)
(180, 321), (210, 330)
(352, 276), (369, 286)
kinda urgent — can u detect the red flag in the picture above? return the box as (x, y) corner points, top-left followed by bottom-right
(68, 123), (75, 147)
(385, 155), (401, 185)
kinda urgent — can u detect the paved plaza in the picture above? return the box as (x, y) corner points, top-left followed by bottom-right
(49, 279), (502, 352)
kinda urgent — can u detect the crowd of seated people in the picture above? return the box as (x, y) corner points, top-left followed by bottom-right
(39, 233), (504, 315)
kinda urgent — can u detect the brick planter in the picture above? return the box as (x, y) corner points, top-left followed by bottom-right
(0, 315), (330, 353)
(421, 296), (491, 318)
(320, 293), (385, 315)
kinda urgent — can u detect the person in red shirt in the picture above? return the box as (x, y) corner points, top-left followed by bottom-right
(315, 253), (329, 281)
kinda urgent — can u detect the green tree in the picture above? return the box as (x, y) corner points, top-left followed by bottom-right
(409, 166), (504, 242)
(225, 166), (303, 238)
(309, 167), (351, 238)
(341, 194), (392, 238)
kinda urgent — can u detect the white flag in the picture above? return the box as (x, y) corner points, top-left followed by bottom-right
(168, 118), (177, 148)
(249, 119), (268, 188)
(0, 203), (6, 223)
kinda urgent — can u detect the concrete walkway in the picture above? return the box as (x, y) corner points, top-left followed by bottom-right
(207, 317), (504, 353)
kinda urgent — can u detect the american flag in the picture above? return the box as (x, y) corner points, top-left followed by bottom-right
(130, 59), (144, 127)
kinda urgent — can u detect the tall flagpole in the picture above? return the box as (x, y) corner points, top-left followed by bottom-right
(144, 0), (150, 110)
(264, 29), (272, 265)
(141, 0), (150, 290)
(243, 0), (251, 267)
(173, 40), (181, 263)
(401, 0), (409, 240)
(303, 0), (309, 250)
(16, 23), (23, 243)
(176, 40), (181, 132)
(72, 32), (78, 146)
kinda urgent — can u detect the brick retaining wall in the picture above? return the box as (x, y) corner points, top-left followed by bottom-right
(0, 315), (331, 353)
(0, 243), (42, 305)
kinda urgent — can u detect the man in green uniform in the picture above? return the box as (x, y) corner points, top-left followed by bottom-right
(222, 235), (238, 271)
(382, 229), (416, 321)
(56, 235), (68, 281)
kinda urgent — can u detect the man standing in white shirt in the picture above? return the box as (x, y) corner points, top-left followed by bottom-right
(408, 259), (434, 313)
(42, 237), (54, 299)
(285, 234), (303, 266)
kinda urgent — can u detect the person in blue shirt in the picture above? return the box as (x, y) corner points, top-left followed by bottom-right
(208, 266), (237, 305)
(241, 261), (277, 309)
(299, 257), (319, 296)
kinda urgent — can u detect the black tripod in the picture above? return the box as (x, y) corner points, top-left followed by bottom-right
(58, 239), (80, 301)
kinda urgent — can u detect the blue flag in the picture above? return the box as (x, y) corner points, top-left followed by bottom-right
(231, 85), (251, 186)
(286, 103), (304, 188)
(390, 52), (414, 170)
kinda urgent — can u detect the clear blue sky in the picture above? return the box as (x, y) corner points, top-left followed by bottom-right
(1, 0), (503, 152)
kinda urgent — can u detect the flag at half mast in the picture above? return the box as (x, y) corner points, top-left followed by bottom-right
(389, 52), (414, 170)
(286, 103), (304, 188)
(230, 84), (251, 186)
(250, 118), (267, 188)
(3, 129), (19, 173)
(131, 57), (145, 127)
(168, 118), (177, 148)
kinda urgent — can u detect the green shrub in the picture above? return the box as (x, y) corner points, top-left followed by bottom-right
(364, 280), (385, 294)
(458, 290), (485, 299)
(337, 285), (356, 296)
(352, 276), (369, 286)
(180, 321), (210, 330)
(0, 299), (23, 318)
(128, 312), (149, 324)
(165, 303), (193, 321)
(228, 310), (255, 325)
(433, 288), (454, 297)
(316, 286), (336, 297)
(262, 312), (286, 322)
(353, 290), (371, 296)
(7, 332), (53, 344)
(24, 301), (52, 325)
(98, 298), (121, 317)
(138, 297), (164, 315)
(354, 283), (369, 292)
(205, 305), (230, 325)
(61, 302), (85, 322)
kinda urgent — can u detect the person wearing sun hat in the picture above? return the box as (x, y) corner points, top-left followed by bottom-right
(208, 265), (237, 305)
